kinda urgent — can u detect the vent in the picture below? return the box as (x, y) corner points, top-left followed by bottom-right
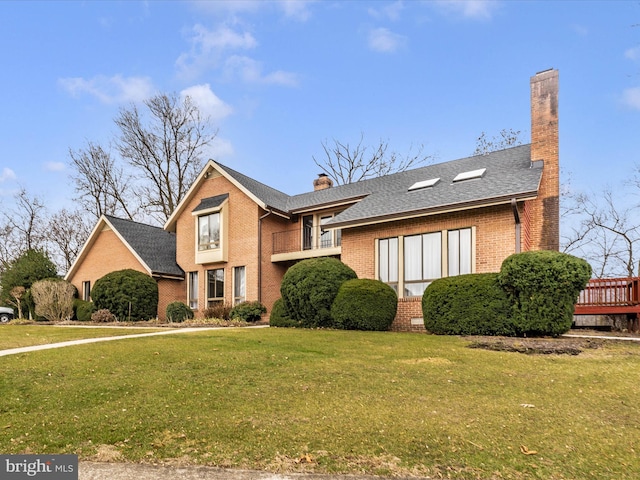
(453, 168), (486, 183)
(408, 177), (440, 191)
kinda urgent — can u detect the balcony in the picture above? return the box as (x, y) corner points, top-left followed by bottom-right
(271, 226), (341, 262)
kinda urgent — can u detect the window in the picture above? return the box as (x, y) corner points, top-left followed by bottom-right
(448, 228), (472, 276)
(198, 212), (220, 251)
(207, 268), (224, 306)
(82, 281), (91, 301)
(320, 215), (334, 248)
(404, 232), (442, 296)
(378, 238), (398, 292)
(188, 272), (198, 310)
(234, 266), (246, 305)
(302, 215), (313, 250)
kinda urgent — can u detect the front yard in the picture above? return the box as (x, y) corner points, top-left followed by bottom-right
(0, 326), (639, 479)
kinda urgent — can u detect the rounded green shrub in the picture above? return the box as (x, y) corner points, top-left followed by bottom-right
(331, 279), (398, 331)
(498, 250), (592, 336)
(91, 269), (158, 321)
(166, 301), (194, 323)
(269, 298), (299, 328)
(230, 301), (266, 322)
(422, 273), (515, 336)
(73, 299), (96, 321)
(280, 257), (357, 328)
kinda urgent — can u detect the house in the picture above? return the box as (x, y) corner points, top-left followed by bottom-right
(66, 69), (559, 331)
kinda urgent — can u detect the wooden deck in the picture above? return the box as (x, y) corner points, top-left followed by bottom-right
(574, 277), (640, 316)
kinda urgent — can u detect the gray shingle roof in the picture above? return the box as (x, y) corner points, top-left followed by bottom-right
(105, 215), (184, 278)
(192, 193), (229, 213)
(214, 145), (541, 228)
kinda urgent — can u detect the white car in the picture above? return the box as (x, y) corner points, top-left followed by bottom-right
(0, 306), (14, 323)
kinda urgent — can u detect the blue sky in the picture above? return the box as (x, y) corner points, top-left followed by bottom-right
(1, 0), (639, 218)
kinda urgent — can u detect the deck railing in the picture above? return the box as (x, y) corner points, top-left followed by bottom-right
(575, 277), (640, 315)
(272, 227), (341, 255)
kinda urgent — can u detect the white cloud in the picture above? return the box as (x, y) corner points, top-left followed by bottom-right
(622, 87), (640, 110)
(224, 55), (299, 86)
(433, 0), (499, 20)
(0, 167), (17, 183)
(368, 1), (404, 21)
(278, 0), (315, 21)
(180, 84), (234, 122)
(208, 136), (235, 160)
(625, 46), (640, 61)
(59, 74), (155, 104)
(44, 162), (65, 172)
(368, 28), (407, 53)
(190, 0), (314, 21)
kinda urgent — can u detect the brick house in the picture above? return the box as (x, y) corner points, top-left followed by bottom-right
(66, 69), (559, 331)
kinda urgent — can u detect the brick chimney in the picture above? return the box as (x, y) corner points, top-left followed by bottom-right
(313, 173), (333, 191)
(528, 68), (559, 251)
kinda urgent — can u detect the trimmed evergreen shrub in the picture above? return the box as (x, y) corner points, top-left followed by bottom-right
(498, 250), (592, 336)
(269, 298), (300, 328)
(74, 299), (96, 321)
(331, 279), (398, 331)
(230, 301), (266, 322)
(91, 269), (158, 321)
(166, 301), (194, 323)
(280, 257), (357, 328)
(422, 273), (516, 336)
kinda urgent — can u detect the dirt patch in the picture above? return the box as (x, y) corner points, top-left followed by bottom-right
(465, 336), (604, 355)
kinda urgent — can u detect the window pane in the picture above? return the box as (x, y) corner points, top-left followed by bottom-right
(189, 272), (198, 310)
(404, 235), (422, 281)
(459, 228), (472, 274)
(207, 269), (224, 300)
(423, 232), (442, 280)
(404, 282), (429, 297)
(379, 239), (389, 282)
(448, 230), (460, 276)
(198, 216), (209, 250)
(388, 238), (398, 282)
(234, 266), (246, 304)
(199, 213), (220, 250)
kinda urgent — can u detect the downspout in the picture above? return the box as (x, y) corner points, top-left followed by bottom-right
(258, 209), (273, 304)
(511, 199), (521, 253)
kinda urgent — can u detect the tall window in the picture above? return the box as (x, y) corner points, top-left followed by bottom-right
(188, 272), (198, 310)
(207, 268), (224, 306)
(404, 232), (442, 297)
(198, 213), (220, 251)
(234, 266), (246, 305)
(448, 228), (472, 276)
(378, 238), (399, 292)
(82, 281), (91, 301)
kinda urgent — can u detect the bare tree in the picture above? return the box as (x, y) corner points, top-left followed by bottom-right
(115, 93), (217, 223)
(1, 188), (48, 255)
(47, 209), (93, 274)
(69, 141), (137, 220)
(31, 279), (75, 322)
(473, 128), (523, 156)
(8, 286), (25, 319)
(313, 133), (433, 185)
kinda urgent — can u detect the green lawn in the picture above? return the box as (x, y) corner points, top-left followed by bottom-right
(0, 327), (638, 479)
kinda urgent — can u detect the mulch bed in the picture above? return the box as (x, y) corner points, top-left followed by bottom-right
(465, 336), (605, 355)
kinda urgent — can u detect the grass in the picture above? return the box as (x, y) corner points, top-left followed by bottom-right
(0, 325), (167, 351)
(0, 327), (639, 479)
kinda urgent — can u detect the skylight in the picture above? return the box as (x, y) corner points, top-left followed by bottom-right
(408, 178), (440, 191)
(453, 168), (486, 183)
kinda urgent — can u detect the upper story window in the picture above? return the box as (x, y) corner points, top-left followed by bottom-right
(198, 212), (220, 251)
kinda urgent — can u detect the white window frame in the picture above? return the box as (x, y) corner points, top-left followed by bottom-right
(207, 268), (225, 307)
(188, 271), (199, 310)
(233, 266), (246, 305)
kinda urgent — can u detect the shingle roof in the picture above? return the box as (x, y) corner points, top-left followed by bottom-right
(213, 145), (541, 228)
(105, 215), (184, 278)
(192, 193), (229, 213)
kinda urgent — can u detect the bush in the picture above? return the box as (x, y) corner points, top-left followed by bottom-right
(202, 302), (233, 320)
(422, 273), (516, 336)
(74, 299), (96, 321)
(31, 279), (75, 322)
(91, 269), (158, 321)
(166, 301), (194, 323)
(230, 301), (266, 322)
(498, 251), (592, 336)
(269, 298), (299, 327)
(281, 257), (357, 328)
(91, 309), (116, 323)
(331, 279), (398, 331)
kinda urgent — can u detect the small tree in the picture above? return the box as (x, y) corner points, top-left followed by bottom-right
(31, 279), (75, 322)
(8, 286), (25, 319)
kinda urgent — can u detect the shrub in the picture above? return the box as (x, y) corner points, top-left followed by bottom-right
(74, 299), (96, 321)
(422, 273), (516, 336)
(91, 269), (158, 321)
(91, 309), (116, 323)
(31, 279), (75, 322)
(202, 302), (233, 320)
(166, 301), (194, 323)
(331, 279), (398, 331)
(230, 301), (266, 322)
(269, 298), (299, 328)
(281, 257), (357, 328)
(498, 251), (592, 336)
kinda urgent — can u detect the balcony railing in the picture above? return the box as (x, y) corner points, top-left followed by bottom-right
(272, 226), (341, 255)
(575, 277), (640, 315)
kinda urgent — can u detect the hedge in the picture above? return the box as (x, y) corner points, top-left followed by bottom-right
(331, 279), (398, 331)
